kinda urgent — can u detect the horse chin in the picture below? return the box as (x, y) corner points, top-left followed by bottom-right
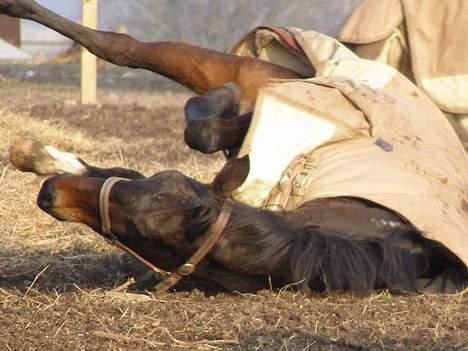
(41, 206), (99, 230)
(38, 205), (70, 221)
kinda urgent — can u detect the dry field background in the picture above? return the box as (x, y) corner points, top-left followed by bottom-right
(0, 62), (466, 351)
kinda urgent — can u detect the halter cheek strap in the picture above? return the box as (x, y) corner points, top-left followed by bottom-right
(99, 176), (172, 278)
(99, 177), (129, 238)
(98, 176), (233, 293)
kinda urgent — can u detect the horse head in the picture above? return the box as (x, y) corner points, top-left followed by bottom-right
(37, 171), (220, 249)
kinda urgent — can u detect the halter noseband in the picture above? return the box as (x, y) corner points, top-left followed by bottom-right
(98, 176), (233, 293)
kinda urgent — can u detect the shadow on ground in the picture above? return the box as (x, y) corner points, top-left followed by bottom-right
(0, 247), (235, 294)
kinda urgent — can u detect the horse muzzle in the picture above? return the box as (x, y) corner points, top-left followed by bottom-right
(37, 176), (58, 213)
(36, 175), (101, 229)
(37, 176), (74, 221)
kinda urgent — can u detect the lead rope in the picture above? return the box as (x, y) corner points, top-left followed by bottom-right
(99, 177), (233, 293)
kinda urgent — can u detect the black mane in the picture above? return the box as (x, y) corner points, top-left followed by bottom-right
(204, 200), (421, 293)
(289, 226), (418, 292)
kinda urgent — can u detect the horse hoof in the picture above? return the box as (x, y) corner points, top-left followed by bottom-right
(11, 138), (87, 176)
(9, 138), (46, 173)
(10, 138), (65, 175)
(185, 82), (241, 122)
(9, 138), (87, 176)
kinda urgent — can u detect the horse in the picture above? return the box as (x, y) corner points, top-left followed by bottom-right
(9, 112), (466, 294)
(3, 0), (467, 293)
(8, 138), (438, 294)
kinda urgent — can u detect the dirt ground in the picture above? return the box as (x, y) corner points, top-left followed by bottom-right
(0, 62), (466, 351)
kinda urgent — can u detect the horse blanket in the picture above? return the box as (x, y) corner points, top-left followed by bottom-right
(338, 0), (468, 144)
(229, 27), (468, 267)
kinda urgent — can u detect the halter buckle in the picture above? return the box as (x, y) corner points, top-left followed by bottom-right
(177, 263), (196, 276)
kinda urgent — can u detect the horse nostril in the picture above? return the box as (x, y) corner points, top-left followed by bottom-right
(42, 190), (53, 205)
(37, 179), (56, 210)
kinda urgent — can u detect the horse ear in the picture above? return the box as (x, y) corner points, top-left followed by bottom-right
(210, 155), (250, 197)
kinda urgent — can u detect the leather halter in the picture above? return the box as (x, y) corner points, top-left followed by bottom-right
(98, 176), (233, 293)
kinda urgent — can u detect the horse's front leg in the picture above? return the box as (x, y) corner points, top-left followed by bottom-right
(9, 138), (145, 180)
(0, 0), (300, 106)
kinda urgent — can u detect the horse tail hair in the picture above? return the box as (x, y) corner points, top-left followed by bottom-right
(288, 227), (418, 293)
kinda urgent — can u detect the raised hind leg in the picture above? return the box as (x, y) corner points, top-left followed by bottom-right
(0, 0), (300, 106)
(9, 138), (145, 180)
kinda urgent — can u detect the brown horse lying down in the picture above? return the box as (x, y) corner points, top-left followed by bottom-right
(10, 129), (466, 294)
(3, 0), (467, 293)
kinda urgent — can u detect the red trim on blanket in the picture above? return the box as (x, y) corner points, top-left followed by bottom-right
(229, 26), (305, 56)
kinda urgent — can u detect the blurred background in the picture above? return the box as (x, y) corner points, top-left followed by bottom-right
(1, 0), (361, 58)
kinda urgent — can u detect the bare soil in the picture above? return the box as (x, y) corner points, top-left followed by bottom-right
(0, 62), (466, 351)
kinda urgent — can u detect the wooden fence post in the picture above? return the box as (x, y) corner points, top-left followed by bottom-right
(81, 0), (97, 105)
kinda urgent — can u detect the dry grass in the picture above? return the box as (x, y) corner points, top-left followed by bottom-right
(0, 64), (466, 350)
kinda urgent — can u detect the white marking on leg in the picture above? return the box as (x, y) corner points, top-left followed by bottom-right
(44, 145), (87, 175)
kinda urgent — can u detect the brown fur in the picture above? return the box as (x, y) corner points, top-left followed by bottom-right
(34, 167), (465, 294)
